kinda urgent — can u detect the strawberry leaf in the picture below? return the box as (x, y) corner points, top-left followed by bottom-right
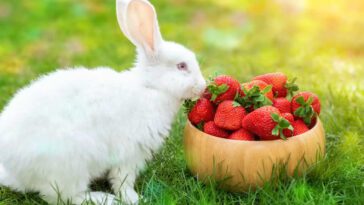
(295, 96), (306, 105)
(207, 83), (229, 101)
(294, 96), (316, 125)
(217, 84), (229, 93)
(261, 85), (273, 95)
(256, 95), (265, 102)
(272, 126), (280, 136)
(238, 85), (272, 110)
(288, 125), (294, 131)
(279, 119), (291, 127)
(271, 113), (280, 122)
(294, 107), (305, 116)
(210, 94), (218, 101)
(271, 113), (293, 140)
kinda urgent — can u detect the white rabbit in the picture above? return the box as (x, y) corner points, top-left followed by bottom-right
(0, 0), (206, 204)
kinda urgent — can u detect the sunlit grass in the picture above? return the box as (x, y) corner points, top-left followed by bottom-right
(0, 0), (364, 204)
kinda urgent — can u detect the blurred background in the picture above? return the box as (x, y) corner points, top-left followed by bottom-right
(0, 0), (363, 204)
(0, 0), (363, 91)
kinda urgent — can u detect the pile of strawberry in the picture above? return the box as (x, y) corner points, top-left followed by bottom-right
(184, 72), (321, 141)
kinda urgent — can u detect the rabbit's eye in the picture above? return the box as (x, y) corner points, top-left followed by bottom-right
(177, 62), (188, 71)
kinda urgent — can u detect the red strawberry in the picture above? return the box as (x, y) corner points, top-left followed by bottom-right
(236, 80), (273, 110)
(186, 98), (215, 125)
(228, 128), (255, 141)
(242, 106), (293, 140)
(291, 91), (321, 125)
(292, 120), (309, 136)
(214, 100), (246, 130)
(253, 72), (298, 97)
(206, 75), (240, 103)
(273, 97), (291, 113)
(281, 113), (294, 123)
(203, 121), (230, 138)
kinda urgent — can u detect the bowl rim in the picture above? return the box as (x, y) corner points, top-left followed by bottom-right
(185, 117), (322, 145)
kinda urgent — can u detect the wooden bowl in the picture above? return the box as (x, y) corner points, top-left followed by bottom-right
(184, 118), (325, 192)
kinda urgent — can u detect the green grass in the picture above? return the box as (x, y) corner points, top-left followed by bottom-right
(1, 0), (364, 204)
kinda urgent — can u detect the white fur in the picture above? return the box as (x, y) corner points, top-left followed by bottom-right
(0, 0), (206, 204)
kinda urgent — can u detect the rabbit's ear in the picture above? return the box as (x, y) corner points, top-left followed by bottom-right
(116, 0), (163, 58)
